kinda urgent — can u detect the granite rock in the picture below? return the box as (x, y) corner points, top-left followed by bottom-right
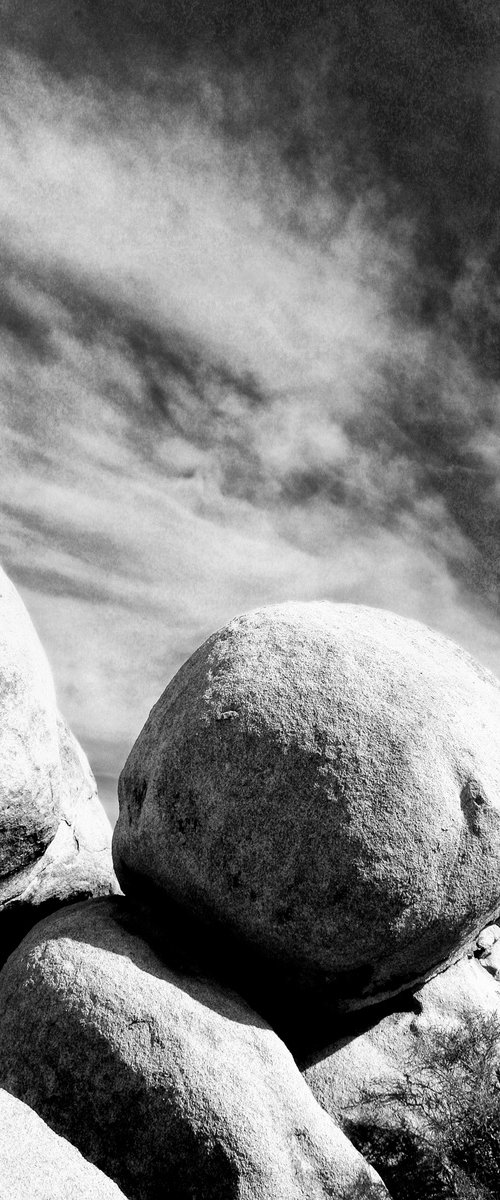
(476, 923), (500, 952)
(113, 602), (500, 1045)
(303, 955), (500, 1131)
(0, 1087), (126, 1200)
(0, 896), (388, 1200)
(0, 565), (61, 879)
(0, 566), (118, 962)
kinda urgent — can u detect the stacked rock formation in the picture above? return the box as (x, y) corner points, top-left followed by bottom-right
(2, 581), (500, 1198)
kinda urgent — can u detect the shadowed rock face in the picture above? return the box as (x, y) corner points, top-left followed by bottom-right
(0, 565), (118, 963)
(113, 601), (500, 1045)
(302, 951), (500, 1145)
(0, 896), (388, 1200)
(0, 1087), (127, 1200)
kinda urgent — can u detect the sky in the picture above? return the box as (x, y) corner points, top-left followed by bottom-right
(1, 1), (500, 822)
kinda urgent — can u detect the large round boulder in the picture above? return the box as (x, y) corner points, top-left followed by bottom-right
(0, 897), (387, 1200)
(0, 565), (117, 962)
(113, 602), (500, 1043)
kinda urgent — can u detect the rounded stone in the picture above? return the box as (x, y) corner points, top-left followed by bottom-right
(0, 566), (61, 877)
(113, 602), (500, 1026)
(0, 897), (387, 1200)
(0, 565), (118, 961)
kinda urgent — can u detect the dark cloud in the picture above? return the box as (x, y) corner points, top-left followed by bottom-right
(10, 563), (116, 606)
(1, 237), (500, 612)
(4, 1), (500, 376)
(0, 248), (265, 460)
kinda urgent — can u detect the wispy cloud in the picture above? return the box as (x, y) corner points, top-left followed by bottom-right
(1, 5), (500, 810)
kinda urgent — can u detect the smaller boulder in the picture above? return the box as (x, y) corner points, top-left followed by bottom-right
(303, 956), (500, 1124)
(0, 716), (118, 962)
(303, 956), (500, 1193)
(0, 897), (387, 1200)
(478, 942), (500, 980)
(0, 565), (118, 963)
(0, 566), (60, 879)
(0, 1087), (126, 1199)
(476, 923), (500, 952)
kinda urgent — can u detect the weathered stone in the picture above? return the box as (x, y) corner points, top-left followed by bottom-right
(0, 566), (61, 878)
(0, 566), (118, 962)
(303, 956), (500, 1131)
(304, 957), (500, 1196)
(476, 923), (500, 952)
(478, 941), (500, 980)
(113, 602), (500, 1049)
(0, 1087), (126, 1199)
(0, 896), (388, 1200)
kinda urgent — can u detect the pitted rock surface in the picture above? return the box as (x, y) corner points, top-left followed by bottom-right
(0, 566), (117, 962)
(113, 602), (500, 1037)
(0, 897), (387, 1200)
(0, 1087), (127, 1200)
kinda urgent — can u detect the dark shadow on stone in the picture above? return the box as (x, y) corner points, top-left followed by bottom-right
(11, 894), (268, 1032)
(460, 778), (489, 835)
(0, 890), (108, 971)
(80, 878), (437, 1062)
(345, 1121), (455, 1200)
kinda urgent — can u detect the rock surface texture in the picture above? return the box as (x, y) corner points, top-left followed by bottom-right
(113, 601), (500, 1044)
(0, 896), (387, 1200)
(0, 1087), (127, 1200)
(303, 953), (500, 1196)
(475, 920), (500, 979)
(0, 566), (62, 877)
(0, 566), (117, 962)
(303, 954), (500, 1131)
